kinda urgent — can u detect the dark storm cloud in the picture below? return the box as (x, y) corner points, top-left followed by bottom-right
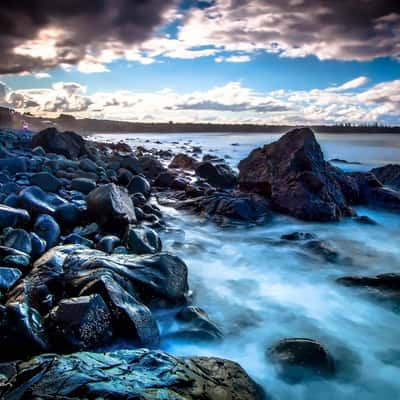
(0, 0), (177, 74)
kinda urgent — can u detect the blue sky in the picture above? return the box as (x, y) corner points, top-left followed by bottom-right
(0, 0), (399, 125)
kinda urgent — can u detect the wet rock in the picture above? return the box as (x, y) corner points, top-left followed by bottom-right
(0, 303), (48, 362)
(0, 157), (28, 173)
(63, 233), (93, 247)
(71, 177), (96, 194)
(169, 153), (198, 170)
(45, 294), (113, 351)
(86, 183), (136, 234)
(304, 240), (340, 263)
(196, 161), (237, 189)
(371, 164), (400, 190)
(79, 157), (98, 173)
(116, 168), (134, 185)
(0, 246), (31, 272)
(17, 186), (67, 215)
(30, 172), (62, 193)
(31, 127), (87, 159)
(54, 202), (83, 227)
(368, 186), (400, 211)
(238, 128), (356, 221)
(171, 306), (223, 341)
(0, 182), (20, 195)
(119, 155), (142, 174)
(281, 231), (316, 241)
(32, 146), (46, 156)
(154, 170), (178, 187)
(127, 175), (151, 197)
(337, 273), (400, 291)
(30, 232), (47, 259)
(177, 192), (271, 224)
(0, 268), (21, 291)
(125, 226), (162, 254)
(138, 155), (165, 180)
(0, 205), (30, 229)
(34, 214), (61, 250)
(3, 228), (32, 255)
(354, 215), (377, 225)
(0, 349), (264, 399)
(96, 235), (121, 253)
(268, 338), (336, 382)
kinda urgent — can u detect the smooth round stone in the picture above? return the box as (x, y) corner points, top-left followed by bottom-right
(0, 205), (30, 229)
(55, 203), (82, 227)
(79, 158), (98, 173)
(3, 228), (32, 255)
(96, 236), (121, 254)
(127, 175), (151, 197)
(34, 214), (61, 250)
(30, 232), (47, 259)
(71, 178), (96, 195)
(30, 172), (62, 193)
(0, 267), (22, 291)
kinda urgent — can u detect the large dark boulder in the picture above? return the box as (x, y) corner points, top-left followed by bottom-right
(337, 273), (400, 291)
(238, 128), (356, 221)
(127, 175), (151, 197)
(371, 164), (400, 190)
(138, 155), (166, 180)
(31, 127), (87, 159)
(86, 183), (136, 234)
(45, 294), (113, 351)
(0, 349), (265, 399)
(268, 338), (336, 382)
(0, 205), (30, 229)
(196, 161), (237, 189)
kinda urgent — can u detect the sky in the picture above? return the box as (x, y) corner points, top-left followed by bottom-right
(0, 0), (399, 125)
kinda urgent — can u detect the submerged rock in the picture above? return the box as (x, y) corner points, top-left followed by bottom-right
(0, 349), (264, 399)
(31, 127), (87, 159)
(238, 128), (356, 221)
(268, 338), (336, 382)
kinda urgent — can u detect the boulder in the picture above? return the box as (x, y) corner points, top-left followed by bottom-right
(268, 338), (335, 382)
(125, 226), (162, 254)
(281, 231), (316, 241)
(196, 161), (237, 189)
(34, 214), (61, 250)
(238, 128), (356, 221)
(169, 153), (198, 169)
(0, 349), (264, 399)
(71, 177), (96, 194)
(371, 164), (400, 190)
(31, 127), (87, 159)
(0, 205), (30, 229)
(30, 172), (62, 193)
(54, 202), (83, 227)
(138, 155), (165, 180)
(86, 183), (136, 234)
(337, 273), (400, 291)
(45, 294), (113, 351)
(127, 175), (151, 197)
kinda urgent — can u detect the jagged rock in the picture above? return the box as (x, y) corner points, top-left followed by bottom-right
(30, 172), (62, 193)
(304, 240), (340, 263)
(0, 268), (21, 291)
(196, 161), (237, 189)
(281, 231), (316, 241)
(3, 228), (32, 255)
(238, 128), (356, 221)
(45, 294), (113, 351)
(125, 226), (162, 254)
(0, 205), (30, 229)
(169, 153), (198, 169)
(34, 214), (60, 250)
(31, 127), (87, 159)
(268, 338), (336, 382)
(71, 177), (96, 194)
(0, 303), (48, 362)
(127, 175), (151, 197)
(371, 164), (400, 190)
(337, 273), (400, 291)
(86, 183), (136, 234)
(0, 349), (265, 399)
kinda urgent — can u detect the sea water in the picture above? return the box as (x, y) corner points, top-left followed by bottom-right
(95, 132), (400, 399)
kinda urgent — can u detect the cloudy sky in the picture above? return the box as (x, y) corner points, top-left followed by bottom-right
(0, 0), (399, 125)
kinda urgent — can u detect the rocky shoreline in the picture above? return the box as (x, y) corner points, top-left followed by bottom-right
(0, 126), (399, 398)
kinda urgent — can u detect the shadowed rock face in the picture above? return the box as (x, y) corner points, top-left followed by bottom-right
(31, 128), (87, 159)
(0, 349), (265, 400)
(238, 128), (357, 221)
(371, 164), (400, 190)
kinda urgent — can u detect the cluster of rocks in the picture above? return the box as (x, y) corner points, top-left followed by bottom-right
(0, 127), (264, 399)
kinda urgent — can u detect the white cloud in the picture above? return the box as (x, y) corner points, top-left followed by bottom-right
(326, 76), (369, 92)
(34, 72), (51, 79)
(2, 77), (400, 125)
(215, 55), (252, 63)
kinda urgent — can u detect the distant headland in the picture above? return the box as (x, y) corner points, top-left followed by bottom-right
(1, 106), (399, 135)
